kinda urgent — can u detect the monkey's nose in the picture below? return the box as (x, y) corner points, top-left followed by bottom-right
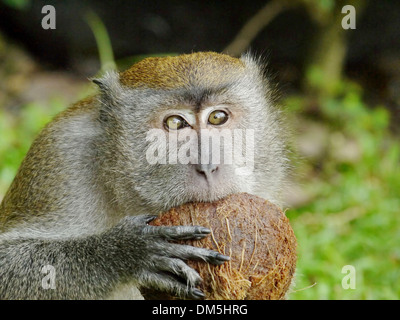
(195, 163), (219, 178)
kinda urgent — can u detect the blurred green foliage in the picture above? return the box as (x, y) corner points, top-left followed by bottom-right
(286, 79), (400, 299)
(2, 0), (30, 10)
(0, 99), (65, 194)
(303, 0), (335, 13)
(85, 10), (117, 75)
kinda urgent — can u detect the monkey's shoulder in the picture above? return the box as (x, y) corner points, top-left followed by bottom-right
(53, 95), (99, 122)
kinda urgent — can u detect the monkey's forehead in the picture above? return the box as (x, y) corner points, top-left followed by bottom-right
(119, 52), (246, 89)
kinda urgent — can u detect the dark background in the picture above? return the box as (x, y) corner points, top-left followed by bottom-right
(1, 0), (400, 106)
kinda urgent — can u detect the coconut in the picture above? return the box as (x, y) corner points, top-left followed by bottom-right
(143, 192), (297, 300)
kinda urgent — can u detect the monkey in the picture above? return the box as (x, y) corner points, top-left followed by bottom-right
(0, 52), (288, 299)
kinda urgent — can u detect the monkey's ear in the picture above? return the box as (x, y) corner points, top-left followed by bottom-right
(91, 78), (107, 91)
(92, 78), (102, 86)
(90, 71), (120, 92)
(91, 71), (123, 111)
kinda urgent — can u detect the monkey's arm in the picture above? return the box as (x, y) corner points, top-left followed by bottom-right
(0, 215), (228, 299)
(0, 235), (118, 299)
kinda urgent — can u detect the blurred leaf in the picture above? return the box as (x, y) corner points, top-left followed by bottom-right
(317, 0), (335, 12)
(2, 0), (30, 10)
(286, 76), (400, 299)
(306, 65), (325, 90)
(85, 10), (116, 74)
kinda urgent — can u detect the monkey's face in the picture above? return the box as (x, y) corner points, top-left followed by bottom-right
(112, 89), (257, 211)
(148, 101), (254, 205)
(98, 52), (287, 212)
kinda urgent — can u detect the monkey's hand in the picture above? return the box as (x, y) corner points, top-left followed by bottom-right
(105, 215), (230, 299)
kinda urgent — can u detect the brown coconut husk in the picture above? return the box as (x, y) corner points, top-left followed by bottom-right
(143, 192), (297, 300)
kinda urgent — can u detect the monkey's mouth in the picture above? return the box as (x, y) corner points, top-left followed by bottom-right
(185, 180), (238, 204)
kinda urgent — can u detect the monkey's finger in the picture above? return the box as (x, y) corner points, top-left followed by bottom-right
(153, 256), (202, 287)
(139, 271), (205, 300)
(166, 244), (230, 265)
(143, 225), (211, 240)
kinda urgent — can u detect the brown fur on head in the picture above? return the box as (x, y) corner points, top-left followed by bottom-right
(119, 52), (245, 89)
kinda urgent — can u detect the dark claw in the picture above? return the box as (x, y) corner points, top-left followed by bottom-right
(212, 253), (231, 265)
(217, 253), (230, 261)
(144, 215), (159, 223)
(191, 288), (205, 300)
(200, 227), (211, 234)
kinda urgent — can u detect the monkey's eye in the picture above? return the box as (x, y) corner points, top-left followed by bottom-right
(208, 110), (228, 126)
(164, 115), (189, 130)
